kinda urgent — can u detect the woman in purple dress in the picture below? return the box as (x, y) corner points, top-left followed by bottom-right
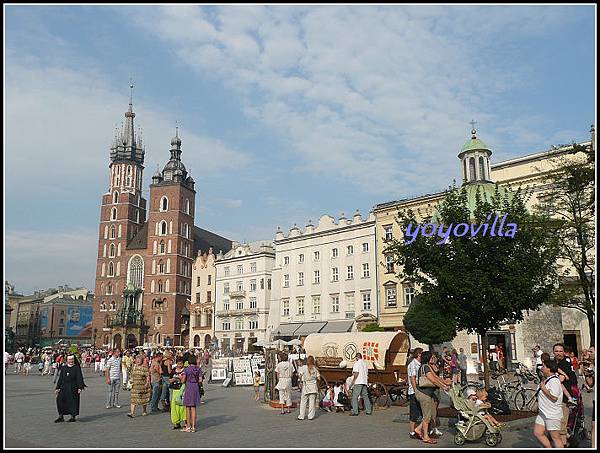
(180, 355), (204, 432)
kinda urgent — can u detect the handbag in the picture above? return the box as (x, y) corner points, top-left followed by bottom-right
(417, 365), (437, 388)
(175, 383), (186, 406)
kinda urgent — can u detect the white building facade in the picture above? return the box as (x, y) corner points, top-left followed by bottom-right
(189, 248), (217, 350)
(214, 241), (275, 353)
(267, 211), (378, 340)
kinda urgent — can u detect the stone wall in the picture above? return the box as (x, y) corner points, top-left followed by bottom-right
(519, 304), (564, 357)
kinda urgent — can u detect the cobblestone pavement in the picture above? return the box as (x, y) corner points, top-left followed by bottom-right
(4, 367), (593, 448)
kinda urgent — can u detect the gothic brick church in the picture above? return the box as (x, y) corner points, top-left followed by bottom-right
(92, 90), (232, 349)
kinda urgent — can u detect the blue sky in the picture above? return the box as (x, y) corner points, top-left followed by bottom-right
(5, 5), (596, 294)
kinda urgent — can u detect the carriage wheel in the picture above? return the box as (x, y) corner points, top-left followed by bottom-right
(370, 382), (390, 409)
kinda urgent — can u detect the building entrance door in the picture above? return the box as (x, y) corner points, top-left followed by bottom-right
(126, 333), (138, 349)
(485, 331), (512, 372)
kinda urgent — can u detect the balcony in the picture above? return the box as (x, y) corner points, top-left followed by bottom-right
(229, 290), (246, 298)
(215, 308), (259, 317)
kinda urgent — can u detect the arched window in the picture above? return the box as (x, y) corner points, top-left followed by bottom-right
(104, 226), (108, 239)
(479, 156), (486, 180)
(160, 240), (166, 254)
(101, 263), (106, 277)
(166, 259), (171, 273)
(118, 225), (122, 238)
(126, 166), (132, 186)
(109, 244), (115, 258)
(158, 280), (163, 293)
(185, 199), (190, 215)
(469, 157), (476, 181)
(160, 221), (167, 236)
(108, 262), (114, 277)
(110, 301), (116, 311)
(156, 333), (161, 345)
(463, 159), (468, 181)
(100, 302), (107, 311)
(113, 191), (119, 204)
(111, 208), (117, 221)
(116, 262), (120, 276)
(107, 283), (113, 295)
(110, 225), (116, 239)
(103, 244), (107, 258)
(160, 196), (169, 212)
(117, 243), (121, 256)
(151, 280), (155, 293)
(165, 279), (170, 293)
(128, 255), (144, 289)
(158, 260), (165, 274)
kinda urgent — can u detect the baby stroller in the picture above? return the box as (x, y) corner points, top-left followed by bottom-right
(446, 384), (503, 447)
(566, 387), (586, 447)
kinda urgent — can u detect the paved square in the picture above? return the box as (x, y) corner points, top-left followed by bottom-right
(3, 367), (592, 448)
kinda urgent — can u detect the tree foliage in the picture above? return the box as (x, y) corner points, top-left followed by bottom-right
(361, 322), (386, 332)
(384, 183), (561, 386)
(534, 142), (596, 345)
(403, 298), (457, 347)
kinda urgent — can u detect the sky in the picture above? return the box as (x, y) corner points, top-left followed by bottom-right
(4, 5), (596, 295)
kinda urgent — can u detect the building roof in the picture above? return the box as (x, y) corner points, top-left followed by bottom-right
(127, 222), (149, 250)
(460, 137), (490, 154)
(193, 226), (233, 257)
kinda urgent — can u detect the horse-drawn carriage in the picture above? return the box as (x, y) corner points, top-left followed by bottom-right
(303, 331), (411, 408)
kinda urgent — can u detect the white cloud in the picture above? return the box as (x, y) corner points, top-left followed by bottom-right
(5, 228), (98, 294)
(126, 5), (573, 197)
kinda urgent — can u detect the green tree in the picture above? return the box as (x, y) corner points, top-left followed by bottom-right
(384, 184), (560, 387)
(403, 299), (457, 350)
(535, 141), (595, 345)
(361, 322), (386, 332)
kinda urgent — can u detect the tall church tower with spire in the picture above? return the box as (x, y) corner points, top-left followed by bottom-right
(144, 129), (196, 347)
(92, 85), (148, 347)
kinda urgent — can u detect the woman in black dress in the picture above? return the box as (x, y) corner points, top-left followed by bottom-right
(55, 355), (86, 422)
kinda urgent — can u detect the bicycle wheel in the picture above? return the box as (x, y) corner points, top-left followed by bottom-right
(525, 391), (538, 412)
(514, 390), (526, 411)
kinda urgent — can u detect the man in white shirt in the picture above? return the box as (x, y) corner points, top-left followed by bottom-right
(350, 352), (372, 416)
(105, 349), (122, 409)
(14, 350), (24, 374)
(534, 358), (564, 448)
(407, 348), (423, 438)
(458, 348), (468, 386)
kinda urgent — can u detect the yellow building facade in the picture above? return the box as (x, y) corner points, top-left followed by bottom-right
(374, 127), (594, 365)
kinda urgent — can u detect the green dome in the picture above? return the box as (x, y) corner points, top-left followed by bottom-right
(460, 137), (489, 154)
(431, 182), (514, 223)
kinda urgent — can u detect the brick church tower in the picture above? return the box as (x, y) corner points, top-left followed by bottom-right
(92, 85), (147, 348)
(144, 130), (196, 347)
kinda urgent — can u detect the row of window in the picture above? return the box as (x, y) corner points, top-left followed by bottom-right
(283, 264), (370, 287)
(103, 243), (121, 258)
(148, 279), (191, 295)
(281, 244), (371, 266)
(281, 292), (373, 316)
(99, 301), (117, 311)
(104, 225), (122, 240)
(158, 196), (192, 215)
(152, 239), (191, 257)
(195, 291), (213, 304)
(222, 279), (271, 294)
(101, 261), (120, 277)
(109, 207), (141, 224)
(221, 319), (259, 331)
(196, 275), (213, 286)
(222, 298), (258, 311)
(223, 262), (257, 276)
(112, 191), (142, 206)
(384, 286), (415, 308)
(112, 164), (141, 190)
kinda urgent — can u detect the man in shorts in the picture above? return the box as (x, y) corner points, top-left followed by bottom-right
(407, 348), (423, 439)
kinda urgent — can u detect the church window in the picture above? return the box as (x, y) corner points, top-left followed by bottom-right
(160, 221), (167, 236)
(113, 191), (118, 204)
(109, 244), (115, 258)
(158, 260), (165, 274)
(165, 279), (170, 293)
(103, 244), (107, 258)
(153, 241), (157, 255)
(160, 196), (169, 212)
(160, 240), (166, 254)
(157, 280), (163, 293)
(110, 226), (115, 239)
(168, 240), (172, 253)
(118, 225), (122, 238)
(104, 226), (108, 239)
(463, 159), (468, 181)
(101, 263), (106, 277)
(107, 283), (113, 295)
(108, 262), (114, 277)
(469, 157), (476, 181)
(479, 156), (486, 180)
(151, 280), (155, 293)
(116, 262), (120, 276)
(110, 301), (116, 311)
(185, 199), (190, 215)
(111, 208), (117, 221)
(166, 259), (171, 273)
(100, 302), (107, 311)
(128, 255), (144, 289)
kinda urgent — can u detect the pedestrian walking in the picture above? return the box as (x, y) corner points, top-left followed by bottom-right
(275, 352), (293, 414)
(297, 355), (320, 420)
(160, 352), (174, 411)
(169, 358), (187, 430)
(122, 350), (132, 390)
(149, 353), (163, 413)
(127, 354), (150, 418)
(553, 343), (579, 446)
(458, 348), (468, 386)
(350, 352), (372, 417)
(254, 371), (261, 401)
(407, 348), (423, 439)
(54, 355), (86, 423)
(414, 351), (451, 445)
(450, 349), (460, 384)
(105, 348), (122, 409)
(180, 355), (203, 432)
(533, 358), (564, 448)
(94, 353), (101, 375)
(14, 349), (24, 374)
